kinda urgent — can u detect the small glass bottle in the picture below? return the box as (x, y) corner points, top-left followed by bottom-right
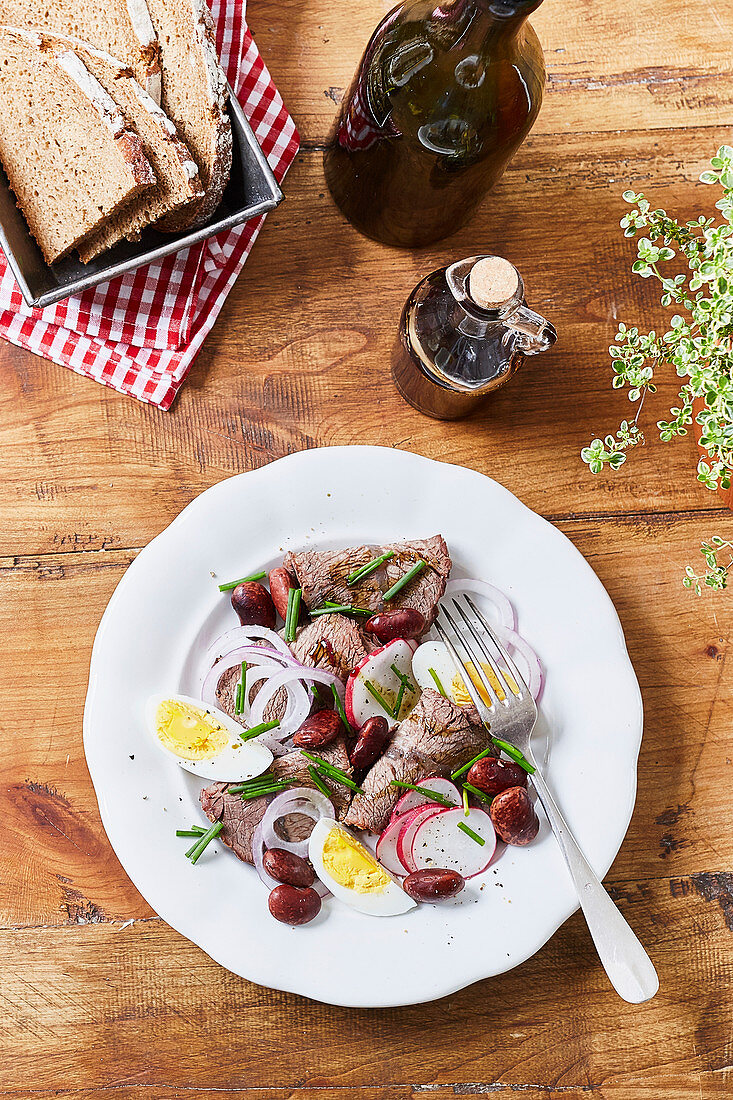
(324, 0), (546, 248)
(392, 254), (557, 419)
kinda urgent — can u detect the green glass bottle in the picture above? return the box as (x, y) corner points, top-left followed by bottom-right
(324, 0), (545, 247)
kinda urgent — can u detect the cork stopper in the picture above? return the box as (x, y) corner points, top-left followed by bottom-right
(468, 256), (519, 310)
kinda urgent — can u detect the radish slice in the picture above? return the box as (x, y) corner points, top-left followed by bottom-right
(397, 805), (444, 874)
(345, 638), (420, 726)
(375, 816), (410, 876)
(391, 776), (461, 818)
(410, 807), (496, 878)
(444, 579), (516, 632)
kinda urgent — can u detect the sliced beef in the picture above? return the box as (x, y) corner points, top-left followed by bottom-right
(199, 737), (354, 864)
(291, 613), (369, 683)
(284, 535), (451, 625)
(344, 689), (489, 834)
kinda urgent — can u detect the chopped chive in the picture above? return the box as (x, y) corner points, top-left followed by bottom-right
(491, 737), (536, 774)
(217, 570), (267, 592)
(463, 782), (492, 805)
(390, 663), (416, 693)
(389, 781), (455, 808)
(310, 684), (320, 698)
(240, 783), (294, 801)
(284, 586), (302, 644)
(331, 683), (353, 734)
(393, 682), (406, 720)
(300, 751), (364, 793)
(347, 551), (394, 586)
(239, 718), (280, 742)
(310, 603), (371, 618)
(363, 678), (394, 717)
(234, 660), (247, 716)
(382, 560), (426, 602)
(185, 821), (223, 863)
(451, 745), (496, 781)
(457, 821), (485, 846)
(462, 785), (470, 816)
(176, 826), (206, 837)
(227, 774), (295, 796)
(308, 764), (332, 798)
(428, 667), (447, 697)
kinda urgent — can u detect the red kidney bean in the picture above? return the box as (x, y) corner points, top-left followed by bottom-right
(263, 848), (315, 888)
(268, 884), (321, 925)
(292, 709), (343, 748)
(231, 582), (276, 629)
(350, 715), (390, 770)
(490, 787), (539, 846)
(268, 567), (298, 622)
(467, 756), (527, 798)
(364, 608), (426, 643)
(403, 868), (465, 902)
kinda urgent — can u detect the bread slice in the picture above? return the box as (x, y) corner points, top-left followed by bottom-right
(34, 31), (204, 261)
(146, 0), (232, 230)
(0, 27), (156, 264)
(0, 0), (161, 99)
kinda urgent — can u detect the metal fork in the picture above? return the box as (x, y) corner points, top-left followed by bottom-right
(435, 594), (659, 1004)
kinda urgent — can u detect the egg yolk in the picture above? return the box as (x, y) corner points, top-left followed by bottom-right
(154, 699), (230, 761)
(451, 662), (517, 707)
(322, 827), (392, 894)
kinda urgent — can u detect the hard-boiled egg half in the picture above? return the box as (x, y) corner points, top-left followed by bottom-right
(309, 818), (416, 916)
(145, 693), (272, 781)
(412, 641), (514, 707)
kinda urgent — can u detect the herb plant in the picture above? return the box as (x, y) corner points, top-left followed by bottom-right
(581, 147), (733, 591)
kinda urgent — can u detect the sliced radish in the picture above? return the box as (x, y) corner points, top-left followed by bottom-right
(375, 817), (410, 876)
(345, 638), (420, 727)
(397, 805), (444, 874)
(410, 807), (496, 878)
(390, 776), (461, 818)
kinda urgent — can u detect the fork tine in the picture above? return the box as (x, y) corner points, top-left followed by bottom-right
(439, 601), (503, 709)
(448, 596), (517, 706)
(464, 595), (531, 697)
(434, 606), (496, 716)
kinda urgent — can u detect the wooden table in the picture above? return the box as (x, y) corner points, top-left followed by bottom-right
(2, 1), (732, 1096)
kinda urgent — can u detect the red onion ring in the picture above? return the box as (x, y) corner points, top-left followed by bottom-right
(445, 578), (516, 632)
(260, 787), (334, 858)
(205, 625), (295, 664)
(493, 625), (543, 701)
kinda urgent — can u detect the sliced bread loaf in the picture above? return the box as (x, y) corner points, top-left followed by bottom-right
(146, 0), (232, 230)
(35, 31), (204, 261)
(0, 0), (161, 99)
(0, 27), (156, 264)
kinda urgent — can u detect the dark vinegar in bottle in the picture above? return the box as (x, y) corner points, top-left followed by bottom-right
(323, 0), (546, 248)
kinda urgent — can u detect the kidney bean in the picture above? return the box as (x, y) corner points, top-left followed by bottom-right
(403, 868), (465, 902)
(292, 708), (343, 748)
(268, 567), (298, 622)
(350, 715), (390, 770)
(268, 884), (321, 926)
(490, 786), (539, 846)
(467, 756), (527, 798)
(364, 608), (426, 643)
(263, 848), (315, 888)
(231, 582), (276, 629)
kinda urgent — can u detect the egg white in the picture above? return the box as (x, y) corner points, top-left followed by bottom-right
(309, 818), (416, 916)
(145, 693), (273, 781)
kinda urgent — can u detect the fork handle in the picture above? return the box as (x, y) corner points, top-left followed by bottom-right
(530, 767), (659, 1003)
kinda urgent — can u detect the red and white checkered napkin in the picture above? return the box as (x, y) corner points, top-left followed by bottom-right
(0, 2), (300, 409)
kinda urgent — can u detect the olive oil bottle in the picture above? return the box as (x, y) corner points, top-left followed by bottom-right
(324, 0), (546, 247)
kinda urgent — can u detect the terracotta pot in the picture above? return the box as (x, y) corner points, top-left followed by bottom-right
(692, 396), (733, 510)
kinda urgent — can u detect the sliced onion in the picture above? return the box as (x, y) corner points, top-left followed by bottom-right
(205, 625), (295, 664)
(261, 787), (334, 857)
(493, 625), (543, 701)
(252, 818), (331, 898)
(445, 578), (516, 631)
(249, 671), (311, 736)
(201, 646), (293, 706)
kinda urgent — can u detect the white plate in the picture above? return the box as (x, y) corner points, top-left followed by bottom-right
(83, 446), (643, 1008)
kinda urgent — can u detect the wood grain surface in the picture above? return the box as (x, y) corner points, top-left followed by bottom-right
(1, 0), (732, 1097)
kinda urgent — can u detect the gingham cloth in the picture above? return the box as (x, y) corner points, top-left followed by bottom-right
(0, 2), (299, 409)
